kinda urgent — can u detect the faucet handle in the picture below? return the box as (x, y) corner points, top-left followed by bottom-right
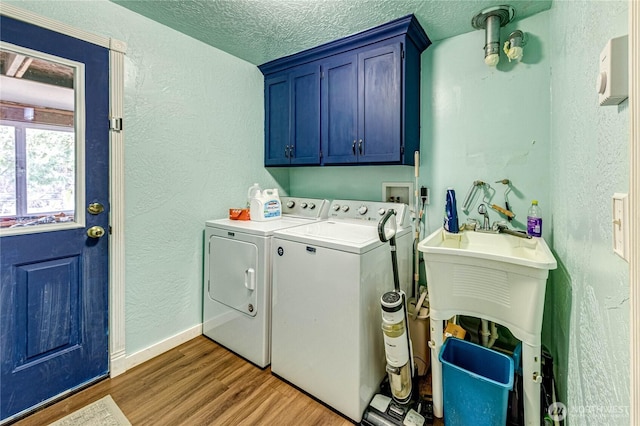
(465, 218), (479, 231)
(493, 220), (508, 231)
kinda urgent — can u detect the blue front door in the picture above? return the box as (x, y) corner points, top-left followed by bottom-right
(0, 15), (110, 421)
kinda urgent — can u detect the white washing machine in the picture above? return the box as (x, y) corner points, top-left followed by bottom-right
(203, 197), (329, 368)
(270, 200), (412, 423)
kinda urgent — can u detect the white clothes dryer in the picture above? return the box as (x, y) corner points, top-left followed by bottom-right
(203, 197), (328, 368)
(270, 200), (412, 422)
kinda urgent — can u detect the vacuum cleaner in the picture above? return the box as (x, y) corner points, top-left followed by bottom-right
(361, 210), (432, 426)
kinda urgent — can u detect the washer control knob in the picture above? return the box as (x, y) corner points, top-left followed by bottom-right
(308, 203), (316, 210)
(358, 205), (368, 215)
(286, 200), (295, 208)
(301, 202), (308, 209)
(341, 205), (350, 212)
(378, 208), (386, 216)
(332, 204), (341, 211)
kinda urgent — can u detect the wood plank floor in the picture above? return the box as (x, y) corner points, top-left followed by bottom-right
(13, 336), (444, 425)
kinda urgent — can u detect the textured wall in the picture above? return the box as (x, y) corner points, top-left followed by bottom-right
(289, 166), (413, 201)
(420, 12), (552, 237)
(548, 1), (630, 424)
(7, 0), (287, 355)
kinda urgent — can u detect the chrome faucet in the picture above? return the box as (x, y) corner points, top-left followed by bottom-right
(478, 204), (490, 230)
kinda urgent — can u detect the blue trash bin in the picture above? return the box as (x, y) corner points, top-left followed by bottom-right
(439, 337), (514, 426)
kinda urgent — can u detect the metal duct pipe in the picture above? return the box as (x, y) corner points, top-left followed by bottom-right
(484, 14), (502, 66)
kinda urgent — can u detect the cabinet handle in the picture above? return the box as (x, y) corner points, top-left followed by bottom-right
(289, 144), (294, 158)
(358, 139), (363, 155)
(352, 140), (357, 155)
(285, 145), (290, 158)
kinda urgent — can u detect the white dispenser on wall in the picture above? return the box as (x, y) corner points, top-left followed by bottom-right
(597, 35), (628, 106)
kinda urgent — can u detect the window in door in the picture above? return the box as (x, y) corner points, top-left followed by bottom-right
(1, 123), (74, 217)
(0, 44), (84, 233)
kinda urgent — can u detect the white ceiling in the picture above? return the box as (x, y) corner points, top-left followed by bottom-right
(110, 0), (552, 65)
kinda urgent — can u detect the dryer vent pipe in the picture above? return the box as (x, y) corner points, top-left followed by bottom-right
(471, 5), (515, 66)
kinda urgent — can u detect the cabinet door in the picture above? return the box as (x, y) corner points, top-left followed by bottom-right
(358, 43), (402, 163)
(290, 64), (320, 165)
(321, 53), (358, 164)
(264, 73), (290, 165)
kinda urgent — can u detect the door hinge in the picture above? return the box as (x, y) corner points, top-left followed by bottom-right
(109, 117), (123, 132)
(109, 225), (113, 235)
(400, 146), (405, 155)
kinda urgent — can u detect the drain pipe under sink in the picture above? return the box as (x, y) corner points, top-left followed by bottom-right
(480, 319), (499, 348)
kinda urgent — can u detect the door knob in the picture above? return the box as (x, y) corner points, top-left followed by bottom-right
(87, 226), (105, 239)
(87, 202), (104, 215)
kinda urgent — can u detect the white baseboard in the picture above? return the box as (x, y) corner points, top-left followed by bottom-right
(124, 324), (202, 372)
(109, 349), (127, 378)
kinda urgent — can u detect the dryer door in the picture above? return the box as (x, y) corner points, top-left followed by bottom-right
(209, 236), (258, 317)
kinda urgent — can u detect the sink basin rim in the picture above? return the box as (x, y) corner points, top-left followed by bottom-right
(418, 228), (557, 271)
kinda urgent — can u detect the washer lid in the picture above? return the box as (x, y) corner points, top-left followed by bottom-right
(273, 220), (410, 254)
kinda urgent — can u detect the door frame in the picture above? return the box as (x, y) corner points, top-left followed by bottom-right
(630, 1), (639, 424)
(0, 4), (127, 378)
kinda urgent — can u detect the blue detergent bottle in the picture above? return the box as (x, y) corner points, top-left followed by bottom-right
(444, 188), (459, 233)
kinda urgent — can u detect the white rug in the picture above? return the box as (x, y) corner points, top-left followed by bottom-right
(48, 395), (131, 426)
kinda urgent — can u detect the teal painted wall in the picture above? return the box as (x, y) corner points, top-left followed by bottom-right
(7, 0), (287, 355)
(288, 165), (413, 201)
(548, 1), (629, 424)
(421, 11), (552, 236)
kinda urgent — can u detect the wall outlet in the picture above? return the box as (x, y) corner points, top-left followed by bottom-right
(612, 193), (629, 261)
(420, 186), (430, 205)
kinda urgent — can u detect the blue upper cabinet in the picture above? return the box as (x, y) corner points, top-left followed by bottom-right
(321, 52), (358, 163)
(264, 64), (320, 165)
(259, 15), (430, 167)
(290, 64), (321, 165)
(321, 43), (405, 164)
(264, 73), (290, 165)
(358, 44), (402, 164)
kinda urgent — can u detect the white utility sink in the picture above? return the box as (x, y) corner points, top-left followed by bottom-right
(418, 228), (557, 426)
(419, 227), (557, 270)
(418, 228), (556, 340)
